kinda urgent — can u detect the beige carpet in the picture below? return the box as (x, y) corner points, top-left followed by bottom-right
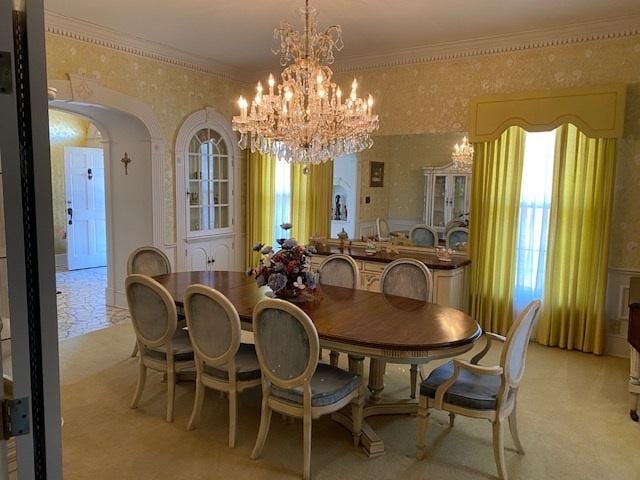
(59, 322), (640, 479)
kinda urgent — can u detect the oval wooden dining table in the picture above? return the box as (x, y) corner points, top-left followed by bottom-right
(154, 270), (482, 457)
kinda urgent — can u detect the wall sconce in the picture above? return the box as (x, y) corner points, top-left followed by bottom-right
(121, 152), (131, 175)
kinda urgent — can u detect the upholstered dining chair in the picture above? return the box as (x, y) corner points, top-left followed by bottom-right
(126, 274), (194, 422)
(317, 254), (361, 368)
(376, 217), (390, 241)
(127, 246), (173, 357)
(445, 227), (469, 250)
(409, 224), (438, 247)
(380, 258), (433, 398)
(183, 284), (261, 448)
(250, 298), (364, 480)
(127, 246), (172, 277)
(416, 300), (542, 480)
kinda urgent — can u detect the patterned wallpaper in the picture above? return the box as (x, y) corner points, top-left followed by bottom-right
(45, 33), (246, 245)
(49, 109), (90, 255)
(334, 35), (640, 270)
(45, 31), (640, 270)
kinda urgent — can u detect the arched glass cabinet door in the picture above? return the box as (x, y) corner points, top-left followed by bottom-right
(186, 128), (232, 236)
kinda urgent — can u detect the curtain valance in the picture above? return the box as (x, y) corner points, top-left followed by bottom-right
(468, 84), (626, 142)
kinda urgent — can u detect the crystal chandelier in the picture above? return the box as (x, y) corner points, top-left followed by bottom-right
(451, 136), (474, 170)
(232, 0), (379, 170)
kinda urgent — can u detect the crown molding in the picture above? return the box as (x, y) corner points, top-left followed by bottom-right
(332, 14), (640, 73)
(44, 11), (249, 83)
(45, 10), (640, 82)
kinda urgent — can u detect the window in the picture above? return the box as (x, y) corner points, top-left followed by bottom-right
(514, 130), (557, 312)
(273, 159), (291, 246)
(187, 128), (231, 234)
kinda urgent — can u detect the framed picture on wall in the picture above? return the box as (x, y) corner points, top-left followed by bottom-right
(369, 161), (384, 187)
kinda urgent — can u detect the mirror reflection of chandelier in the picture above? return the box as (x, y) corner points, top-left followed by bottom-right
(451, 136), (474, 171)
(232, 0), (379, 169)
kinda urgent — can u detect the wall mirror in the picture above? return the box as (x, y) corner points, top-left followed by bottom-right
(328, 132), (471, 252)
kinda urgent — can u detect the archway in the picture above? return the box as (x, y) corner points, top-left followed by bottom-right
(48, 75), (167, 307)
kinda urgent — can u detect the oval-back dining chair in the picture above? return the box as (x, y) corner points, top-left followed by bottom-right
(318, 254), (360, 289)
(127, 246), (173, 357)
(250, 298), (364, 480)
(184, 284), (261, 448)
(380, 258), (434, 398)
(126, 274), (194, 422)
(416, 300), (542, 480)
(409, 224), (438, 247)
(376, 218), (390, 241)
(317, 254), (361, 367)
(127, 246), (172, 277)
(446, 227), (469, 250)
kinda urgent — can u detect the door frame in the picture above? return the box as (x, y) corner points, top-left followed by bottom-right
(0, 0), (63, 476)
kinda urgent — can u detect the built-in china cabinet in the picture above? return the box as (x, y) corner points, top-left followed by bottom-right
(423, 163), (471, 238)
(175, 108), (242, 272)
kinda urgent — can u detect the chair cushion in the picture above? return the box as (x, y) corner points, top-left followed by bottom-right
(272, 364), (361, 407)
(144, 329), (194, 362)
(420, 361), (505, 410)
(203, 343), (261, 381)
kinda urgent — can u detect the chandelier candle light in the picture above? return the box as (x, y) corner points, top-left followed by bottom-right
(451, 136), (474, 170)
(232, 0), (379, 171)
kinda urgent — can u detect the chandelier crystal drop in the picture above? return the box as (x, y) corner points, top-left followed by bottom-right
(232, 0), (379, 169)
(451, 136), (474, 171)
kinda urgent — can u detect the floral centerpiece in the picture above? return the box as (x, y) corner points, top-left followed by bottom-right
(249, 223), (318, 299)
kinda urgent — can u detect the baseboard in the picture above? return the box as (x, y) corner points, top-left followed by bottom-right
(105, 287), (127, 309)
(605, 333), (631, 358)
(55, 253), (67, 268)
(604, 267), (639, 358)
(388, 218), (417, 231)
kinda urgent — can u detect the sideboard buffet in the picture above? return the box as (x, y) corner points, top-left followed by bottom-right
(310, 242), (470, 313)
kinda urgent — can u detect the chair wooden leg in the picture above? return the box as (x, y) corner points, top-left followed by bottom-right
(508, 407), (524, 454)
(410, 364), (418, 399)
(351, 393), (364, 446)
(492, 420), (508, 480)
(130, 360), (147, 409)
(228, 390), (238, 448)
(449, 412), (456, 427)
(251, 397), (272, 460)
(187, 379), (205, 431)
(302, 412), (312, 480)
(329, 351), (340, 367)
(166, 367), (176, 423)
(416, 395), (429, 460)
(130, 342), (139, 358)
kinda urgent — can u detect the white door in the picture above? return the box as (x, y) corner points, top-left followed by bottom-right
(64, 147), (107, 270)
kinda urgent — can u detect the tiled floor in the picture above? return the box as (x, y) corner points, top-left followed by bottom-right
(56, 267), (130, 340)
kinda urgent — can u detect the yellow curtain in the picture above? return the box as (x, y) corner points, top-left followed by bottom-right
(290, 162), (333, 245)
(469, 126), (526, 335)
(245, 151), (276, 269)
(536, 124), (616, 354)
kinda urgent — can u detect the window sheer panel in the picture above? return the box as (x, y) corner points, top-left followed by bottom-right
(273, 159), (292, 246)
(514, 130), (556, 312)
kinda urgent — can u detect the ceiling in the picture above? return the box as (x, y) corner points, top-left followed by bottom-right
(45, 0), (640, 74)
